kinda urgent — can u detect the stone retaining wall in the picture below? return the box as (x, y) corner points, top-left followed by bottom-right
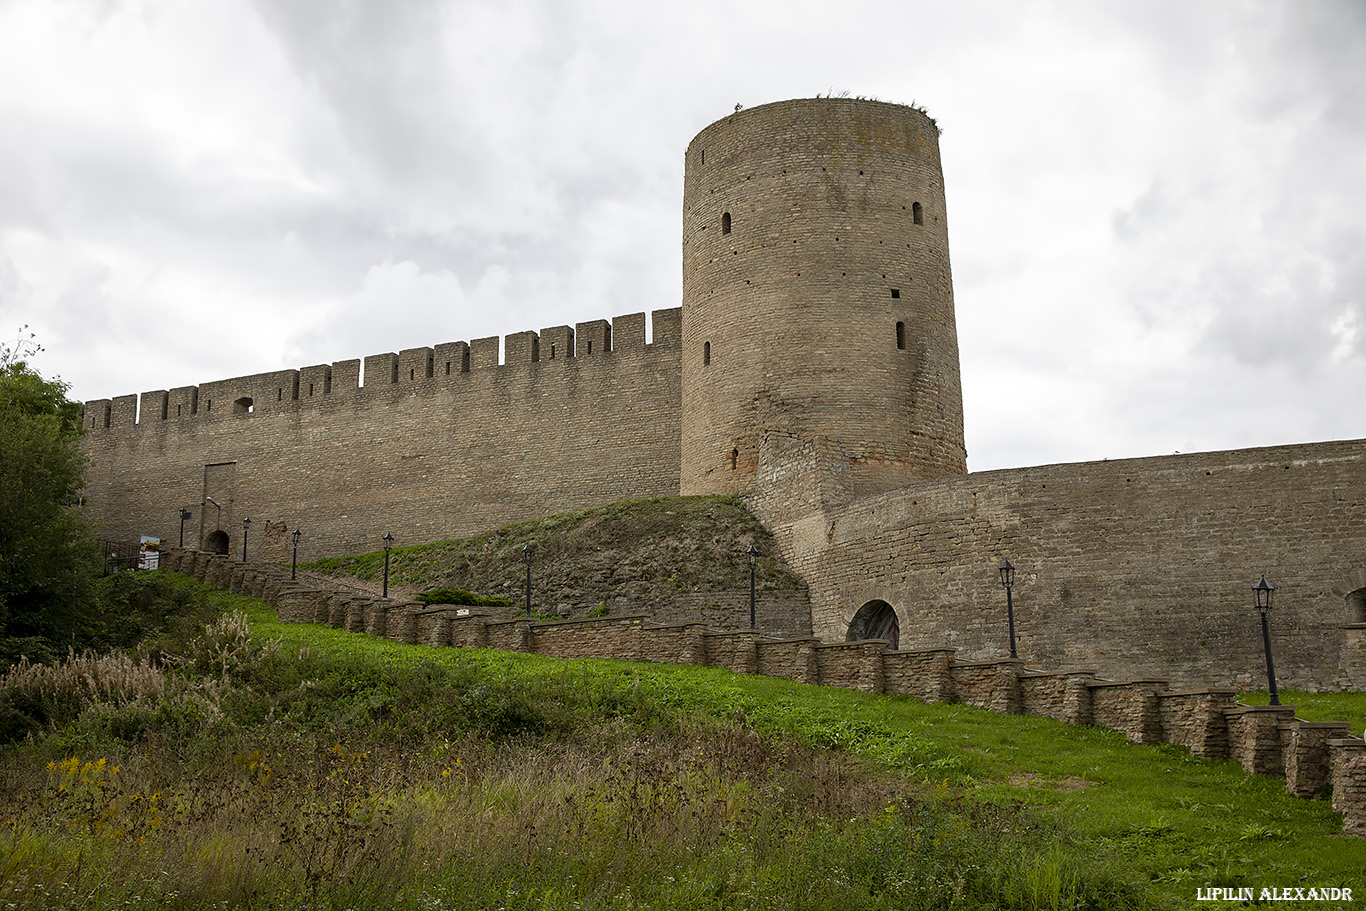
(161, 545), (1366, 838)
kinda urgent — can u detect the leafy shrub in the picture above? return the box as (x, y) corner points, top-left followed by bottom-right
(94, 570), (219, 653)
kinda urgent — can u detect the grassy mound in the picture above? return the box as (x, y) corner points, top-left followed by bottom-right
(302, 495), (807, 618)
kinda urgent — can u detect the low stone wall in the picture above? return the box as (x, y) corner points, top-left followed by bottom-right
(1020, 669), (1095, 725)
(952, 659), (1023, 714)
(756, 637), (818, 684)
(884, 649), (955, 703)
(815, 641), (885, 693)
(533, 615), (646, 661)
(704, 631), (758, 675)
(1090, 680), (1167, 745)
(639, 623), (707, 665)
(1157, 690), (1237, 759)
(162, 546), (1366, 838)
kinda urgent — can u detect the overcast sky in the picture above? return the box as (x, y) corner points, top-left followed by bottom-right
(2, 0), (1362, 472)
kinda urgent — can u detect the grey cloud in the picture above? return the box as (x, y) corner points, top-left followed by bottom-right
(1111, 182), (1174, 243)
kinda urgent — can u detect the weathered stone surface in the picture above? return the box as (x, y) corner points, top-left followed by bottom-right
(704, 631), (759, 675)
(533, 616), (646, 661)
(640, 624), (707, 666)
(1021, 670), (1098, 724)
(1157, 690), (1237, 759)
(1282, 722), (1350, 798)
(364, 600), (389, 638)
(1089, 680), (1168, 744)
(756, 637), (820, 684)
(952, 660), (1023, 714)
(485, 619), (535, 653)
(1227, 705), (1299, 776)
(1330, 739), (1366, 837)
(884, 649), (956, 703)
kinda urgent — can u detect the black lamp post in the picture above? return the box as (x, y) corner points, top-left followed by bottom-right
(291, 529), (301, 580)
(241, 517), (251, 562)
(1254, 575), (1281, 706)
(522, 543), (535, 617)
(382, 532), (394, 599)
(998, 558), (1018, 659)
(747, 544), (760, 630)
(178, 507), (191, 547)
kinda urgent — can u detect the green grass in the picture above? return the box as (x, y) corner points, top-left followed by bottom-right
(1239, 689), (1366, 738)
(240, 590), (1366, 902)
(2, 573), (1363, 909)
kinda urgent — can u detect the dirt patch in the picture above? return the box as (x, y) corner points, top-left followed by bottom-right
(1007, 772), (1091, 792)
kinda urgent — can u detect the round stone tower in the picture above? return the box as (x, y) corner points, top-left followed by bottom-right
(680, 98), (967, 497)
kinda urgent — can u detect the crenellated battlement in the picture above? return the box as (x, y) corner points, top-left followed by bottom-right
(81, 309), (680, 431)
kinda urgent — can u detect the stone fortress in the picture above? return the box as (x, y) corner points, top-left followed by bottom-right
(80, 98), (1366, 692)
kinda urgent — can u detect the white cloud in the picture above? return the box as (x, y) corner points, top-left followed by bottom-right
(0, 0), (1361, 472)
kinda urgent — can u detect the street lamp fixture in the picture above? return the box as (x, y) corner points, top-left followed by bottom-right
(178, 507), (192, 547)
(747, 544), (760, 630)
(999, 558), (1018, 659)
(522, 543), (535, 618)
(205, 496), (221, 528)
(291, 529), (302, 581)
(1254, 575), (1281, 706)
(382, 532), (394, 599)
(241, 517), (251, 562)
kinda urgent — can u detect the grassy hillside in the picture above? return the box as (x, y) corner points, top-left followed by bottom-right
(1, 573), (1363, 910)
(302, 495), (807, 618)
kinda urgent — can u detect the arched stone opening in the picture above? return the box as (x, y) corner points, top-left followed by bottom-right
(1348, 588), (1366, 624)
(205, 530), (230, 555)
(846, 599), (899, 649)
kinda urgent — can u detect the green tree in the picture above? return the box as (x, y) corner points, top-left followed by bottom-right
(0, 329), (102, 661)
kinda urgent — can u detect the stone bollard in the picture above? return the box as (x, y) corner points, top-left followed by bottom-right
(327, 594), (351, 629)
(304, 589), (331, 624)
(421, 611), (453, 647)
(1226, 704), (1299, 776)
(346, 599), (367, 633)
(386, 605), (421, 644)
(1282, 721), (1351, 798)
(1329, 737), (1366, 837)
(1157, 690), (1237, 759)
(365, 600), (389, 638)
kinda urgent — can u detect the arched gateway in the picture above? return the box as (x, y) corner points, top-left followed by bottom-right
(846, 600), (899, 650)
(205, 530), (229, 555)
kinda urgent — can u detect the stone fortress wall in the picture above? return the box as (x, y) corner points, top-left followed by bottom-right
(80, 97), (1366, 692)
(81, 310), (685, 558)
(750, 433), (1366, 691)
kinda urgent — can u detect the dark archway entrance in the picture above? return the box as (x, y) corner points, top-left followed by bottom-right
(1349, 588), (1366, 624)
(846, 600), (899, 649)
(205, 530), (230, 555)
